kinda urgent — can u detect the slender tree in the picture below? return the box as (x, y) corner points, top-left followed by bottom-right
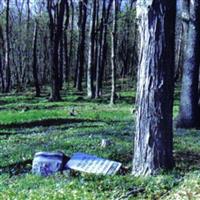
(75, 0), (88, 91)
(32, 21), (40, 97)
(0, 24), (4, 92)
(5, 0), (11, 92)
(64, 0), (70, 83)
(132, 0), (176, 176)
(175, 0), (189, 81)
(176, 0), (200, 128)
(110, 0), (118, 105)
(69, 0), (74, 84)
(97, 0), (112, 98)
(87, 0), (96, 98)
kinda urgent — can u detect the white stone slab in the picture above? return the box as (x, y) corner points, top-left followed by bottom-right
(66, 152), (121, 175)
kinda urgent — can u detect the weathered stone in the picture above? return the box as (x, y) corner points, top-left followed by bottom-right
(66, 152), (121, 175)
(32, 152), (69, 176)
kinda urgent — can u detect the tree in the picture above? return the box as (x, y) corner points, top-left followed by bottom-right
(5, 0), (11, 92)
(64, 0), (70, 84)
(47, 0), (65, 101)
(175, 0), (189, 81)
(97, 0), (113, 98)
(68, 0), (74, 84)
(176, 0), (200, 128)
(110, 0), (118, 105)
(132, 0), (176, 176)
(0, 23), (5, 92)
(32, 20), (40, 97)
(87, 0), (96, 98)
(75, 0), (88, 91)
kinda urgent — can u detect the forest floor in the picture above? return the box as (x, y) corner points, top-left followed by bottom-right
(0, 85), (200, 199)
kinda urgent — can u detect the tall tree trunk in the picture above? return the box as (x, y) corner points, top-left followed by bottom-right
(69, 0), (74, 84)
(32, 21), (40, 97)
(47, 0), (65, 101)
(175, 0), (189, 82)
(25, 0), (31, 85)
(110, 0), (117, 105)
(87, 0), (96, 98)
(59, 32), (64, 90)
(76, 0), (88, 91)
(176, 0), (200, 128)
(64, 0), (70, 84)
(5, 0), (11, 92)
(42, 33), (48, 84)
(98, 0), (113, 97)
(0, 54), (5, 92)
(132, 0), (176, 176)
(95, 0), (106, 98)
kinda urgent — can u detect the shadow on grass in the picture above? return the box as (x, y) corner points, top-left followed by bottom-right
(175, 151), (200, 172)
(0, 124), (104, 138)
(0, 118), (123, 129)
(0, 159), (32, 176)
(0, 118), (102, 129)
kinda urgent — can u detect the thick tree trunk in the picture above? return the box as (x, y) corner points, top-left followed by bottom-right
(32, 21), (40, 97)
(110, 0), (117, 105)
(87, 0), (96, 98)
(176, 0), (200, 128)
(132, 0), (176, 176)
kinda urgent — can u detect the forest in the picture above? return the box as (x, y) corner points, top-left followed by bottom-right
(0, 0), (200, 199)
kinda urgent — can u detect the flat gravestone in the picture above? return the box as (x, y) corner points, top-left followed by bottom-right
(32, 152), (69, 176)
(66, 152), (121, 175)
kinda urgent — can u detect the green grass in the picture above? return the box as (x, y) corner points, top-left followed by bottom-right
(0, 86), (200, 199)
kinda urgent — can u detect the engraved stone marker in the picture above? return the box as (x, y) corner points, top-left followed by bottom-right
(66, 152), (121, 175)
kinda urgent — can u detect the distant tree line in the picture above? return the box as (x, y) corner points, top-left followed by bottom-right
(0, 0), (137, 103)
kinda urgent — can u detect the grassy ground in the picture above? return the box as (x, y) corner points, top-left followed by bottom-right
(0, 86), (200, 199)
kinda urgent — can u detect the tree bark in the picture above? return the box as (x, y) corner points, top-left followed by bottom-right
(76, 0), (88, 91)
(5, 0), (11, 92)
(87, 0), (96, 98)
(176, 0), (200, 128)
(0, 54), (5, 92)
(97, 0), (112, 98)
(64, 0), (70, 84)
(110, 0), (118, 105)
(132, 0), (176, 176)
(95, 0), (106, 98)
(69, 0), (74, 84)
(59, 32), (64, 90)
(32, 21), (40, 97)
(47, 0), (65, 101)
(175, 0), (189, 82)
